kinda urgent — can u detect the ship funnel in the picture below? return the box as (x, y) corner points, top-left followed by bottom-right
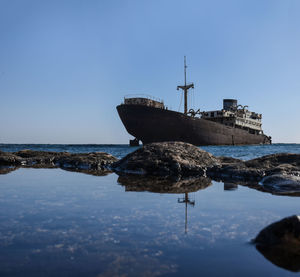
(223, 99), (237, 111)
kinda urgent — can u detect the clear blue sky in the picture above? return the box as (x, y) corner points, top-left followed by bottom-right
(0, 0), (299, 144)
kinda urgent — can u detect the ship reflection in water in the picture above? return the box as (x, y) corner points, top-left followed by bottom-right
(118, 174), (300, 273)
(117, 175), (211, 234)
(178, 192), (195, 234)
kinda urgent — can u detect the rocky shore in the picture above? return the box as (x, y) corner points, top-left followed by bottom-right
(112, 141), (300, 195)
(112, 141), (219, 177)
(1, 141), (300, 194)
(0, 149), (117, 175)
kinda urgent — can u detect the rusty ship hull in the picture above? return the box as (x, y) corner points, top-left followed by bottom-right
(117, 104), (271, 146)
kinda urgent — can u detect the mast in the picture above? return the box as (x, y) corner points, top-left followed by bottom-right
(177, 56), (194, 115)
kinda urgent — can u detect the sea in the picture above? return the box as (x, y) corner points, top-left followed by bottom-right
(0, 143), (300, 277)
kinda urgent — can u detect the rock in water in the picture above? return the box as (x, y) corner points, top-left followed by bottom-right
(15, 150), (66, 166)
(56, 152), (118, 170)
(260, 174), (300, 195)
(254, 215), (300, 246)
(112, 141), (219, 177)
(254, 215), (300, 272)
(245, 153), (300, 175)
(0, 151), (22, 166)
(0, 150), (118, 175)
(208, 153), (300, 182)
(2, 147), (300, 183)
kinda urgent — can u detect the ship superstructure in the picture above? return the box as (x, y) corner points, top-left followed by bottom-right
(200, 99), (263, 135)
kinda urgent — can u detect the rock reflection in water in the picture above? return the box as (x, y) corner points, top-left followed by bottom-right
(215, 175), (300, 197)
(62, 168), (113, 176)
(256, 244), (300, 272)
(117, 175), (212, 194)
(0, 165), (112, 177)
(0, 166), (18, 175)
(254, 215), (300, 272)
(224, 183), (238, 191)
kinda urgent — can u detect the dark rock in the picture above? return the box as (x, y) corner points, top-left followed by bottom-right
(15, 150), (64, 159)
(209, 153), (300, 183)
(245, 153), (300, 175)
(246, 153), (300, 168)
(112, 141), (219, 177)
(207, 163), (265, 181)
(0, 150), (118, 175)
(207, 155), (266, 181)
(111, 142), (300, 185)
(254, 215), (300, 272)
(14, 150), (66, 166)
(117, 175), (212, 193)
(1, 144), (300, 186)
(0, 151), (22, 166)
(217, 156), (243, 165)
(260, 174), (300, 195)
(55, 152), (118, 171)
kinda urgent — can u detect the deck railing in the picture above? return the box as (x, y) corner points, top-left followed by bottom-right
(124, 94), (163, 104)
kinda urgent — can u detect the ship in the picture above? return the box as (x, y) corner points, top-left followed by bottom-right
(117, 57), (272, 146)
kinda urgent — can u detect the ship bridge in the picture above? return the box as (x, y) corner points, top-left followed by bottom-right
(201, 99), (263, 135)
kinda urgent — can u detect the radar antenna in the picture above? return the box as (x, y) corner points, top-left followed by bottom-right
(177, 56), (194, 115)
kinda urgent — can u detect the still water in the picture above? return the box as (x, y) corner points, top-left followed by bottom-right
(0, 144), (300, 276)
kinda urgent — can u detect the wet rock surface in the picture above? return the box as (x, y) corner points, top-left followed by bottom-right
(111, 142), (300, 181)
(254, 215), (300, 272)
(0, 150), (118, 174)
(245, 153), (300, 173)
(209, 153), (300, 181)
(207, 153), (300, 195)
(55, 152), (118, 171)
(0, 151), (22, 166)
(112, 142), (300, 194)
(112, 141), (219, 177)
(260, 174), (300, 195)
